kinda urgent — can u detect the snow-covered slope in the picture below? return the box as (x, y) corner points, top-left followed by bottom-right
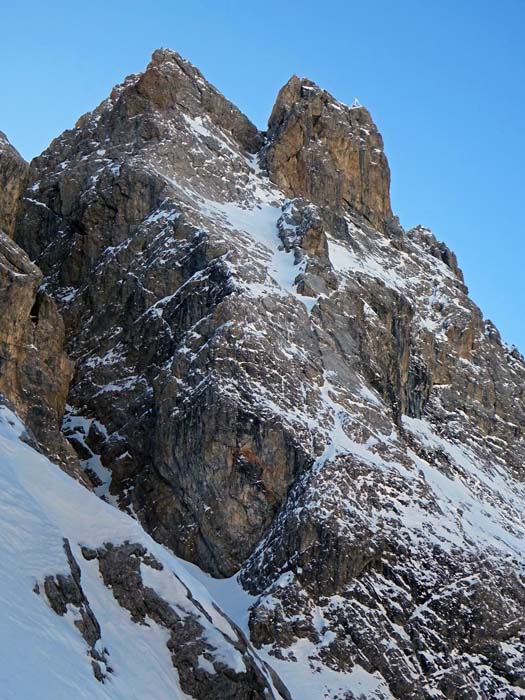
(0, 402), (286, 700)
(0, 397), (414, 700)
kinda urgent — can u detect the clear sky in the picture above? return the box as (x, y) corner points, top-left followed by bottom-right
(1, 0), (523, 351)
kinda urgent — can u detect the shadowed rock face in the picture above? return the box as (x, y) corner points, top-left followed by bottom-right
(0, 229), (80, 477)
(0, 132), (28, 237)
(13, 49), (316, 576)
(6, 48), (525, 699)
(265, 76), (393, 232)
(43, 539), (108, 681)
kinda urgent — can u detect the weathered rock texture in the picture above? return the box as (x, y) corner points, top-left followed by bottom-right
(8, 49), (525, 699)
(266, 76), (393, 232)
(0, 228), (79, 475)
(14, 49), (315, 575)
(0, 132), (28, 237)
(43, 539), (109, 681)
(43, 538), (286, 698)
(87, 541), (288, 699)
(0, 391), (289, 700)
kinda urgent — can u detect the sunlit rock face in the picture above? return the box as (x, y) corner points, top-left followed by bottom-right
(4, 48), (525, 699)
(265, 75), (393, 232)
(0, 131), (28, 237)
(0, 225), (79, 477)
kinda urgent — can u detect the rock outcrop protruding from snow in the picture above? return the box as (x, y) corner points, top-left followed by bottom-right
(44, 538), (109, 681)
(0, 404), (288, 700)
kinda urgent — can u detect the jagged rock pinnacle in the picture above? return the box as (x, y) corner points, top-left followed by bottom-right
(0, 132), (28, 237)
(132, 48), (261, 152)
(265, 75), (393, 232)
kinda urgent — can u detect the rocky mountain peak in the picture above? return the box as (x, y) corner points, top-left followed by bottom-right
(0, 131), (28, 237)
(266, 75), (393, 232)
(26, 48), (259, 196)
(113, 47), (262, 153)
(3, 49), (525, 699)
(0, 131), (13, 152)
(266, 74), (324, 124)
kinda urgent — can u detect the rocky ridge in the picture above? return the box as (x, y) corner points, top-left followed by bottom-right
(1, 49), (524, 699)
(0, 132), (27, 237)
(265, 75), (394, 232)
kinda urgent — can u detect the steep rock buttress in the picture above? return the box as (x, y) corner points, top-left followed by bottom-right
(5, 49), (525, 700)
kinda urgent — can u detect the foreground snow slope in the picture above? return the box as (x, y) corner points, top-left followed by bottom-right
(1, 397), (391, 700)
(0, 403), (286, 700)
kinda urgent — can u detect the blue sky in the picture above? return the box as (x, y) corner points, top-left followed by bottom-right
(1, 0), (523, 350)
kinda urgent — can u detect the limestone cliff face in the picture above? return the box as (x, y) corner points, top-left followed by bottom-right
(0, 132), (28, 237)
(8, 50), (525, 699)
(14, 50), (311, 576)
(265, 76), (393, 232)
(0, 231), (80, 477)
(0, 133), (81, 478)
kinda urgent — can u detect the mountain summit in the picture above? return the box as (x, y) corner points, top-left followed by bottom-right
(266, 74), (393, 231)
(0, 49), (524, 700)
(0, 132), (27, 237)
